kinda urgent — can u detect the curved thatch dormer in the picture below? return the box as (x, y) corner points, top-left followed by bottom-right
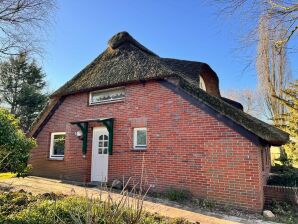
(108, 32), (222, 97)
(198, 64), (221, 97)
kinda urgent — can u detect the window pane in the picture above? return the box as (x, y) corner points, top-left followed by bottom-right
(53, 135), (65, 156)
(104, 141), (108, 147)
(104, 135), (108, 140)
(137, 130), (146, 145)
(99, 142), (103, 147)
(199, 75), (206, 91)
(99, 135), (103, 140)
(98, 148), (102, 154)
(103, 148), (108, 154)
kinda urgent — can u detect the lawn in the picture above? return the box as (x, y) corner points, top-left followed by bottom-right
(0, 172), (15, 180)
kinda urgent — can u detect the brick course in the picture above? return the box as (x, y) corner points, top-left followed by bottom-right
(30, 81), (268, 211)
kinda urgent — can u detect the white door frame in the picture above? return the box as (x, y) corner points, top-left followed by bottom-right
(91, 127), (109, 182)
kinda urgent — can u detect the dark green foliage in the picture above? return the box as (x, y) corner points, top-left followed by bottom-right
(267, 200), (298, 224)
(0, 108), (36, 176)
(268, 165), (298, 187)
(0, 191), (193, 224)
(0, 52), (48, 131)
(162, 188), (192, 202)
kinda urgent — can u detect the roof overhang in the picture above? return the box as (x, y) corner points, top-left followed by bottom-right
(70, 118), (113, 124)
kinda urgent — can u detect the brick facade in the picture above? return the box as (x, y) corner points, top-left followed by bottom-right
(264, 185), (298, 206)
(30, 81), (268, 211)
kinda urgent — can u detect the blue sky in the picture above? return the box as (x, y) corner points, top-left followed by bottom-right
(42, 0), (297, 94)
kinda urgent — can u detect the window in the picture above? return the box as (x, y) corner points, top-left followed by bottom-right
(90, 87), (125, 105)
(98, 134), (109, 154)
(50, 132), (66, 159)
(133, 128), (147, 149)
(199, 76), (206, 91)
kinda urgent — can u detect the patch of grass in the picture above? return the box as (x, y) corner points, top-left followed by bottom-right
(0, 172), (15, 180)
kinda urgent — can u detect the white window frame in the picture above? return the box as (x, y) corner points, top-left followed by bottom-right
(133, 128), (147, 150)
(49, 132), (66, 159)
(89, 87), (125, 105)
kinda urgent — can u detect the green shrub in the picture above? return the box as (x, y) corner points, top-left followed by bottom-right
(0, 108), (36, 176)
(268, 200), (298, 224)
(268, 165), (298, 187)
(162, 188), (192, 202)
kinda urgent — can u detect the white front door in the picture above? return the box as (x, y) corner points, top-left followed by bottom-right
(91, 127), (109, 182)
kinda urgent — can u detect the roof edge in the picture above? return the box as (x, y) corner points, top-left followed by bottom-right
(171, 77), (289, 146)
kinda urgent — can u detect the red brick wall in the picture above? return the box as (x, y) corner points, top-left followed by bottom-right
(264, 185), (298, 206)
(30, 81), (265, 211)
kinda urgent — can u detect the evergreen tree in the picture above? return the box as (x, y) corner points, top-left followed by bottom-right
(275, 80), (298, 166)
(0, 53), (48, 131)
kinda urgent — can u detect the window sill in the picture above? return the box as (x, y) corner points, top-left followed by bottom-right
(48, 157), (64, 161)
(132, 147), (147, 151)
(89, 99), (124, 106)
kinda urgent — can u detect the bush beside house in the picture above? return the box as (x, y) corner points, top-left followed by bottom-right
(0, 108), (36, 177)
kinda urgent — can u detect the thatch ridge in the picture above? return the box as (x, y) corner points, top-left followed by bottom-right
(108, 31), (157, 56)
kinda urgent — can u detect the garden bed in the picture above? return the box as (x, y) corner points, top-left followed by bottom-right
(0, 190), (193, 224)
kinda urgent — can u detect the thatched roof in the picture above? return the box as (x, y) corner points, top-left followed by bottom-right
(31, 32), (289, 146)
(51, 32), (220, 98)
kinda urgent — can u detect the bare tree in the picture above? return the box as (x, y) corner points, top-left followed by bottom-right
(256, 15), (291, 124)
(267, 1), (298, 47)
(212, 0), (298, 46)
(223, 88), (264, 118)
(0, 0), (56, 58)
(211, 1), (294, 123)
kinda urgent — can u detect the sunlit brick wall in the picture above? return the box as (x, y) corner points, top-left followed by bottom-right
(30, 81), (265, 211)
